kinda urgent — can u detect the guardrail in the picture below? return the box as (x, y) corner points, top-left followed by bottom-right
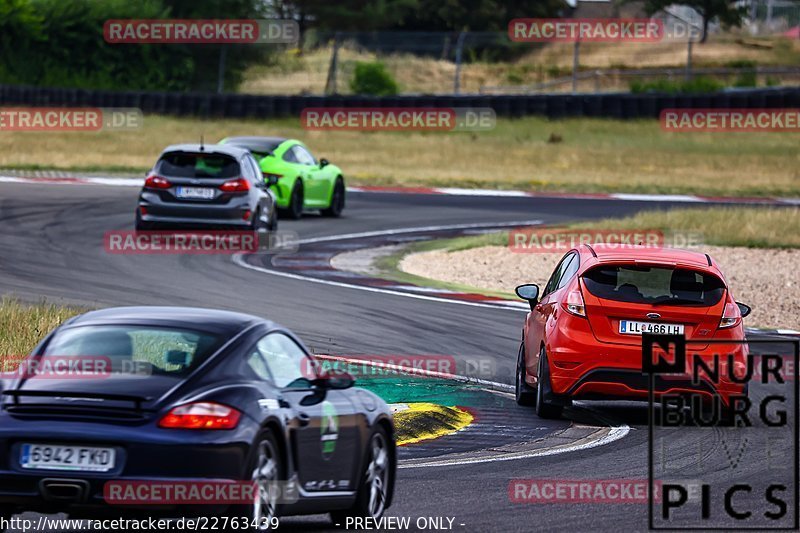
(1, 84), (798, 120)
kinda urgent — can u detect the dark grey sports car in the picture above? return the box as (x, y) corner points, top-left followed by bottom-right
(0, 307), (396, 528)
(136, 144), (277, 231)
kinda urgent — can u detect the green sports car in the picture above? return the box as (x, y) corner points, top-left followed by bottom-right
(219, 136), (345, 219)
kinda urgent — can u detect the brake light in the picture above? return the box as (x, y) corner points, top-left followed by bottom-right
(720, 302), (741, 329)
(563, 289), (586, 317)
(158, 402), (241, 429)
(144, 175), (171, 189)
(219, 177), (250, 192)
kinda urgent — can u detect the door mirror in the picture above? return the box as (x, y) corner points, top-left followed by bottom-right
(315, 368), (354, 390)
(262, 172), (280, 186)
(736, 302), (752, 318)
(319, 158), (329, 168)
(515, 284), (540, 310)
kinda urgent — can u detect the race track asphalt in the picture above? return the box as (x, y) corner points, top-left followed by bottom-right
(0, 182), (796, 532)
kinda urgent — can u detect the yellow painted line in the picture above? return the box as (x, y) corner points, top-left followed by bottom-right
(394, 402), (474, 446)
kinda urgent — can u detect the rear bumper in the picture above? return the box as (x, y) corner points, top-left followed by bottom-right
(139, 192), (254, 226)
(542, 314), (748, 405)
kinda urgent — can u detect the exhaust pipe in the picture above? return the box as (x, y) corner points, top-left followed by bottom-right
(39, 478), (90, 503)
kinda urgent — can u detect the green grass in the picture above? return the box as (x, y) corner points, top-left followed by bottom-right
(0, 299), (86, 365)
(409, 206), (800, 253)
(0, 114), (798, 197)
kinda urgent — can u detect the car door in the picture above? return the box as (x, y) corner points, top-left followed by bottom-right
(527, 252), (577, 378)
(292, 145), (326, 207)
(253, 333), (361, 493)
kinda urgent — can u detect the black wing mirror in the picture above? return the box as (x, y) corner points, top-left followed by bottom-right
(315, 368), (354, 390)
(262, 172), (280, 186)
(319, 158), (329, 168)
(515, 284), (540, 311)
(736, 302), (752, 318)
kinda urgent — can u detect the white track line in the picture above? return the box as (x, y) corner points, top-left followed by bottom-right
(234, 221), (542, 312)
(315, 355), (629, 467)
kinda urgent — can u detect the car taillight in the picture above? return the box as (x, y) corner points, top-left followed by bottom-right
(720, 302), (741, 329)
(144, 175), (171, 189)
(563, 289), (586, 317)
(158, 402), (241, 430)
(219, 177), (250, 192)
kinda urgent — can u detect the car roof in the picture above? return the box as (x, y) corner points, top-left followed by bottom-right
(581, 243), (713, 269)
(222, 137), (288, 154)
(160, 143), (251, 159)
(64, 306), (273, 336)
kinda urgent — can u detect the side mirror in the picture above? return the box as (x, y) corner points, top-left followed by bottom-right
(315, 368), (354, 390)
(736, 302), (752, 318)
(515, 284), (540, 310)
(262, 172), (280, 186)
(319, 158), (329, 168)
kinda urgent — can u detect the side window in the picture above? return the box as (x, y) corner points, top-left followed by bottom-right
(282, 147), (298, 163)
(293, 146), (316, 166)
(247, 350), (272, 381)
(543, 252), (575, 296)
(556, 254), (579, 290)
(254, 333), (315, 388)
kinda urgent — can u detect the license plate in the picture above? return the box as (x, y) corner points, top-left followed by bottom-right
(619, 320), (684, 335)
(176, 186), (215, 200)
(20, 444), (115, 472)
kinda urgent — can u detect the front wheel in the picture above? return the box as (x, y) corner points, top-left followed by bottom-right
(515, 342), (536, 406)
(330, 426), (393, 527)
(321, 178), (345, 217)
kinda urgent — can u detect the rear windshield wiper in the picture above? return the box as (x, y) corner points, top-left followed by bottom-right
(651, 297), (705, 306)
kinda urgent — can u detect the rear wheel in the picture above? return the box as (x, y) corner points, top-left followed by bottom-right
(515, 342), (536, 406)
(321, 178), (345, 217)
(535, 346), (564, 419)
(281, 180), (304, 220)
(330, 426), (392, 527)
(226, 430), (283, 530)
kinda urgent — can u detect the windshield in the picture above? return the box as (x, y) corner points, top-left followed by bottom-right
(156, 152), (240, 178)
(582, 265), (725, 306)
(42, 325), (223, 376)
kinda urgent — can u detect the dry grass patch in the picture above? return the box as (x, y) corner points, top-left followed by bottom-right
(0, 299), (86, 360)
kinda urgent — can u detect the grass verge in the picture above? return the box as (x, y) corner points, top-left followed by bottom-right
(421, 207), (800, 252)
(0, 298), (86, 359)
(0, 115), (798, 197)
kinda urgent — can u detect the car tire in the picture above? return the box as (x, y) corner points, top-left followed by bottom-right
(515, 342), (537, 406)
(321, 178), (345, 217)
(330, 426), (392, 527)
(225, 430), (284, 530)
(535, 346), (564, 419)
(135, 209), (152, 232)
(281, 180), (304, 220)
(266, 209), (278, 231)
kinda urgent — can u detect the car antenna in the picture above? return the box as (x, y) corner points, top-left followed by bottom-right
(200, 134), (205, 152)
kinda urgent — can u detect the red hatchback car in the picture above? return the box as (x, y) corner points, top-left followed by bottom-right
(514, 243), (751, 419)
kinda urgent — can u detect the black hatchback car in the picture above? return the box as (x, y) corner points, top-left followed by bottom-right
(0, 307), (396, 527)
(136, 144), (277, 231)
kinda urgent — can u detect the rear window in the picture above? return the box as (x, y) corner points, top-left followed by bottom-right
(582, 265), (725, 306)
(42, 325), (223, 376)
(156, 152), (240, 179)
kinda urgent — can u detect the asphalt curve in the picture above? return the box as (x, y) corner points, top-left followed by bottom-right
(0, 182), (796, 532)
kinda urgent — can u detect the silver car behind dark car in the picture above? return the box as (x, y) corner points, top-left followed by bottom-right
(136, 144), (277, 231)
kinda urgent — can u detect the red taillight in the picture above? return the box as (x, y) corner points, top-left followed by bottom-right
(563, 289), (586, 317)
(144, 175), (171, 189)
(720, 302), (741, 329)
(219, 177), (250, 193)
(158, 402), (241, 430)
(242, 209), (252, 221)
